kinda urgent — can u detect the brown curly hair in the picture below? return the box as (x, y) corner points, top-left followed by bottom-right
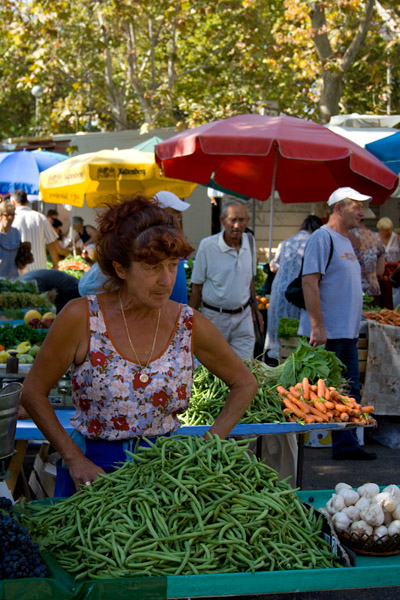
(95, 195), (194, 289)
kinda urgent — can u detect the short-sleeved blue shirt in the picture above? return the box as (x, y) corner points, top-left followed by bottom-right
(298, 225), (362, 339)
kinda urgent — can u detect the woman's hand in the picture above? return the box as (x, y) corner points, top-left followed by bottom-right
(67, 455), (106, 491)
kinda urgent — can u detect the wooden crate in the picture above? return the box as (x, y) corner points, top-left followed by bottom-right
(357, 335), (368, 375)
(278, 337), (299, 361)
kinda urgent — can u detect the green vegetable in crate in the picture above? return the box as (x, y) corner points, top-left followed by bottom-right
(182, 361), (285, 426)
(18, 436), (342, 580)
(277, 317), (300, 340)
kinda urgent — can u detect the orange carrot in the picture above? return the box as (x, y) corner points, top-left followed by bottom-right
(324, 388), (332, 401)
(339, 412), (349, 422)
(309, 390), (319, 402)
(302, 377), (310, 401)
(282, 398), (307, 419)
(289, 396), (311, 414)
(277, 385), (289, 396)
(304, 415), (316, 424)
(310, 384), (317, 392)
(317, 379), (326, 398)
(323, 400), (335, 410)
(313, 399), (327, 414)
(289, 386), (301, 399)
(334, 403), (351, 413)
(308, 404), (329, 422)
(361, 406), (374, 413)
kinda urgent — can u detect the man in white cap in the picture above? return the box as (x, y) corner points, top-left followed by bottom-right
(298, 186), (377, 460)
(78, 192), (191, 302)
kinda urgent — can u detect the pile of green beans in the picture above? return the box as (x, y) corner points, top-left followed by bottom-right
(181, 361), (285, 426)
(18, 436), (342, 580)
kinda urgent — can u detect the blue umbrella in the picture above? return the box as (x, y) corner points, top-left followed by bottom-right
(0, 149), (66, 195)
(132, 136), (163, 152)
(365, 131), (400, 175)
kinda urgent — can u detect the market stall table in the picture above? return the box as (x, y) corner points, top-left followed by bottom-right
(16, 410), (369, 489)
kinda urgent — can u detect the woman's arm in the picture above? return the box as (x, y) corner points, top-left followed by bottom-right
(21, 297), (105, 487)
(192, 311), (258, 439)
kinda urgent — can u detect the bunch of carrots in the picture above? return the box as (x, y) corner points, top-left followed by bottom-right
(277, 377), (374, 425)
(59, 260), (91, 272)
(363, 309), (400, 327)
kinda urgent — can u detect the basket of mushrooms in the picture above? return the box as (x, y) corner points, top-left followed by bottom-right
(324, 482), (400, 556)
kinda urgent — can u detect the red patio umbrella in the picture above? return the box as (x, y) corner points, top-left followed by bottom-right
(155, 114), (398, 204)
(155, 114), (398, 259)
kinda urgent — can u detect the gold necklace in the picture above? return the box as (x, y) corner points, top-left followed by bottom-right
(119, 291), (161, 383)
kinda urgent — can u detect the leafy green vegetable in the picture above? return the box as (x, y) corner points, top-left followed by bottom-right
(254, 265), (267, 295)
(0, 279), (38, 294)
(0, 324), (48, 348)
(0, 292), (52, 309)
(277, 337), (346, 389)
(277, 317), (299, 340)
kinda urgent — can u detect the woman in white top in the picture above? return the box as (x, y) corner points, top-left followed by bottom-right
(377, 217), (400, 262)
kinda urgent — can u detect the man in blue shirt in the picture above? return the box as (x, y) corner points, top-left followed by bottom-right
(300, 187), (377, 461)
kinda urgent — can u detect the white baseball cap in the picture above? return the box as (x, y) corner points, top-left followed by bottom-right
(153, 191), (191, 211)
(327, 187), (372, 207)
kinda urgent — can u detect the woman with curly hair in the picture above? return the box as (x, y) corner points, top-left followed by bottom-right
(21, 195), (257, 496)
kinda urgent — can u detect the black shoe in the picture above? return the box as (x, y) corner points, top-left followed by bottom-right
(332, 448), (377, 461)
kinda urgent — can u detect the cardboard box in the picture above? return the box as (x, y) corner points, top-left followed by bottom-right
(28, 442), (59, 498)
(304, 427), (364, 448)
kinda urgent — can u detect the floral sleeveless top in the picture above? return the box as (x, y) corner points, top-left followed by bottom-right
(70, 295), (194, 440)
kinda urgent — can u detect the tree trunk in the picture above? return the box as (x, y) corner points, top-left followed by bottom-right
(319, 70), (342, 124)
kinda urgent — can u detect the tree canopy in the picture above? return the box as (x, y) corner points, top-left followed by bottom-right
(0, 0), (399, 140)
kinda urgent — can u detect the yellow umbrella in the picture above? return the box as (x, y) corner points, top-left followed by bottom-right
(39, 148), (196, 207)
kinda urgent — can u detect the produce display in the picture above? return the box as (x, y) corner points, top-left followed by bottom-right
(0, 324), (47, 364)
(17, 436), (342, 580)
(0, 291), (52, 310)
(277, 378), (375, 425)
(277, 317), (300, 340)
(324, 482), (400, 554)
(24, 309), (56, 329)
(182, 339), (349, 427)
(363, 308), (400, 326)
(58, 256), (91, 279)
(181, 361), (284, 425)
(0, 497), (47, 579)
(256, 295), (269, 310)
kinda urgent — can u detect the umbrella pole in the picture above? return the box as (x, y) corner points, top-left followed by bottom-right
(268, 151), (279, 263)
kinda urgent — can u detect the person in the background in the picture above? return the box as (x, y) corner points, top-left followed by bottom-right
(264, 216), (322, 361)
(50, 217), (71, 259)
(299, 187), (376, 461)
(376, 217), (400, 262)
(189, 200), (263, 360)
(78, 191), (190, 304)
(72, 216), (98, 248)
(349, 209), (385, 306)
(11, 189), (59, 271)
(0, 199), (20, 280)
(20, 269), (80, 313)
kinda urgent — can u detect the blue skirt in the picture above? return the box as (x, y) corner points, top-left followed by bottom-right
(54, 431), (164, 497)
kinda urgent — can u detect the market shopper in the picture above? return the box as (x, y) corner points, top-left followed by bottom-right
(11, 189), (59, 271)
(0, 199), (20, 280)
(264, 215), (322, 361)
(72, 216), (98, 248)
(376, 217), (400, 262)
(20, 195), (257, 495)
(299, 187), (377, 461)
(189, 200), (263, 360)
(349, 211), (386, 306)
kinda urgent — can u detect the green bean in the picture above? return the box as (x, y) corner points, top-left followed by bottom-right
(19, 435), (342, 580)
